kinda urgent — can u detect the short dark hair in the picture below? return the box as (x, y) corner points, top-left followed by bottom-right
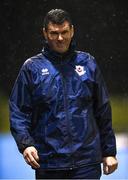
(43, 9), (72, 30)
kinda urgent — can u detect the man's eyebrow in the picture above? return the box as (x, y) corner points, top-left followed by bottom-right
(48, 26), (70, 31)
(49, 29), (69, 33)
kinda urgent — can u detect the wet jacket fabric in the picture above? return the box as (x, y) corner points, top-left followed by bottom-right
(9, 43), (117, 170)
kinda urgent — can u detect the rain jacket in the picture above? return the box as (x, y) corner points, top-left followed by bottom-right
(9, 43), (117, 170)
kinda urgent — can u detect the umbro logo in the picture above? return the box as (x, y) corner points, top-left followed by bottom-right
(41, 68), (49, 75)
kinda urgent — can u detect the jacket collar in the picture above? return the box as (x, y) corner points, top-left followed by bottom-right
(42, 40), (77, 64)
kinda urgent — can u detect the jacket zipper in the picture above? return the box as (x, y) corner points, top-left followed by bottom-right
(60, 60), (75, 169)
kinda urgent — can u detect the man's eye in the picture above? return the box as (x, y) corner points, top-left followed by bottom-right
(50, 32), (58, 35)
(62, 31), (68, 35)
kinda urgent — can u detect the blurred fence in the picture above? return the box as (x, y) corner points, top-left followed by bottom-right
(1, 94), (128, 133)
(0, 133), (128, 179)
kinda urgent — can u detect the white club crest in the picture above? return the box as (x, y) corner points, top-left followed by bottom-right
(75, 65), (86, 76)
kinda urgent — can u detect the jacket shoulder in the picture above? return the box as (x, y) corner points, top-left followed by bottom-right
(76, 51), (94, 61)
(24, 53), (44, 65)
(22, 53), (48, 71)
(76, 51), (97, 69)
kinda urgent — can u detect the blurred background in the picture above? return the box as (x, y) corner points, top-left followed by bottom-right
(0, 0), (128, 179)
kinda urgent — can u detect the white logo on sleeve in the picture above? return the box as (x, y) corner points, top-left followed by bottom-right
(75, 65), (86, 76)
(41, 68), (49, 75)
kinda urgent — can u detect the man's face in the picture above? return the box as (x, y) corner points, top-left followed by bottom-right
(43, 21), (74, 54)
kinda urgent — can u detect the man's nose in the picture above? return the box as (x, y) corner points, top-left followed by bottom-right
(58, 33), (63, 41)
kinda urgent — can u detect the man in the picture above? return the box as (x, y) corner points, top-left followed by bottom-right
(9, 9), (118, 179)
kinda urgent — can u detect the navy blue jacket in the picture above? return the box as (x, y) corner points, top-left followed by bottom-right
(9, 44), (116, 170)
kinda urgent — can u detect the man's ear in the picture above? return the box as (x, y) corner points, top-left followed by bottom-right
(43, 28), (47, 40)
(71, 25), (74, 38)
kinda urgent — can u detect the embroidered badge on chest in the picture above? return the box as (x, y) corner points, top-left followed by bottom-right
(75, 65), (86, 76)
(41, 68), (49, 75)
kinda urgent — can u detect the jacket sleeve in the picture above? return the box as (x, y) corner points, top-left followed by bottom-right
(93, 60), (117, 158)
(9, 62), (35, 153)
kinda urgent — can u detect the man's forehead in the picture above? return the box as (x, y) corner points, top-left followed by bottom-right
(47, 21), (71, 31)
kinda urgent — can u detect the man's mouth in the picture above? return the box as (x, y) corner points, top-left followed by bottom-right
(57, 41), (66, 46)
